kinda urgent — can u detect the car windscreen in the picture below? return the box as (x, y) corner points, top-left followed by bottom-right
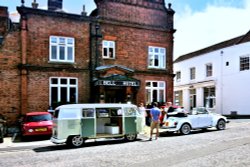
(25, 114), (52, 122)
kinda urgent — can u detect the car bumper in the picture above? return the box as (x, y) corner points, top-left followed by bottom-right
(50, 136), (67, 144)
(22, 130), (52, 136)
(160, 125), (178, 132)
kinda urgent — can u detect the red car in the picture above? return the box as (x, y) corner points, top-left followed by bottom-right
(21, 112), (53, 137)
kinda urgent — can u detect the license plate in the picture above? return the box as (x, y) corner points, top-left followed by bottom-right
(35, 128), (47, 132)
(165, 122), (169, 126)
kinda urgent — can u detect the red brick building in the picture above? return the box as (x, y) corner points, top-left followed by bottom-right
(0, 0), (175, 127)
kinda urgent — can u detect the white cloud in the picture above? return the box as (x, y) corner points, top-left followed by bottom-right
(174, 0), (250, 59)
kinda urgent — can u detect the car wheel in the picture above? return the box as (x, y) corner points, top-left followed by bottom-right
(0, 138), (3, 143)
(216, 119), (226, 130)
(180, 123), (191, 135)
(67, 135), (84, 147)
(124, 134), (137, 141)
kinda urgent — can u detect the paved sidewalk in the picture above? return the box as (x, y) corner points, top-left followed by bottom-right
(0, 135), (52, 149)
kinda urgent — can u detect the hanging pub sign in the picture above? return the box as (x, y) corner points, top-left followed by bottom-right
(95, 80), (140, 87)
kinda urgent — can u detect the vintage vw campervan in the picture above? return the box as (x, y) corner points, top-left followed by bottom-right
(51, 103), (143, 147)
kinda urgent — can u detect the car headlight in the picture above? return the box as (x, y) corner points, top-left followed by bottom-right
(28, 129), (34, 132)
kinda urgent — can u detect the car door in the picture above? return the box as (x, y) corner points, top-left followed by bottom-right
(188, 114), (200, 128)
(197, 109), (213, 127)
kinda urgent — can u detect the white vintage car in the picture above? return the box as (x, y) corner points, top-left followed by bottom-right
(161, 107), (229, 135)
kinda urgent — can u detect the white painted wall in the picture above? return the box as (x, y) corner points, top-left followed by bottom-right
(174, 41), (250, 116)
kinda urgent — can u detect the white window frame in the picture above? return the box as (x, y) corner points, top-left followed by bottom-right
(176, 71), (181, 82)
(206, 63), (213, 77)
(49, 77), (78, 107)
(240, 55), (250, 71)
(49, 36), (75, 63)
(148, 46), (166, 69)
(190, 67), (196, 80)
(102, 40), (115, 59)
(145, 81), (166, 104)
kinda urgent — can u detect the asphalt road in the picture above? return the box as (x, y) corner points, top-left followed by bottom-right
(0, 119), (250, 167)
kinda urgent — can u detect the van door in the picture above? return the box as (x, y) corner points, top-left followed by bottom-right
(123, 107), (137, 134)
(81, 108), (95, 138)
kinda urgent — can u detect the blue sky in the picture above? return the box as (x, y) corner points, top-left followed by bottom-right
(1, 0), (250, 58)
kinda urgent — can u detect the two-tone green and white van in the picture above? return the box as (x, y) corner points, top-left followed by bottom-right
(50, 103), (143, 147)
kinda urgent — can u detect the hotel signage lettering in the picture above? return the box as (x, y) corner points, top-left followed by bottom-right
(97, 80), (140, 87)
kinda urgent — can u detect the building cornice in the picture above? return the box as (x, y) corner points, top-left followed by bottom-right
(17, 6), (94, 22)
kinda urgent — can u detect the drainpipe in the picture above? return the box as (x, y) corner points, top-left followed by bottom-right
(220, 50), (224, 115)
(20, 14), (28, 115)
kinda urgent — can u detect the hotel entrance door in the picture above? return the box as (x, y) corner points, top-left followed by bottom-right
(105, 87), (126, 103)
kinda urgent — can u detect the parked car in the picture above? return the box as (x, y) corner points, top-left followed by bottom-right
(0, 115), (7, 143)
(159, 105), (181, 126)
(161, 107), (229, 135)
(20, 112), (53, 137)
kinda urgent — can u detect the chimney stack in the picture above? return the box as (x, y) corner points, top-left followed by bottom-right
(48, 0), (63, 11)
(81, 5), (87, 16)
(32, 0), (39, 9)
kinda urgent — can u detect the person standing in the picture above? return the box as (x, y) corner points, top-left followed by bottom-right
(149, 102), (161, 141)
(138, 102), (147, 126)
(138, 102), (149, 135)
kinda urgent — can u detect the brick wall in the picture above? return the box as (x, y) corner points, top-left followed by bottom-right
(0, 18), (21, 125)
(96, 0), (168, 27)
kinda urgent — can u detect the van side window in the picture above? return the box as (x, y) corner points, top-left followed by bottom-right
(60, 109), (79, 119)
(54, 109), (59, 118)
(82, 108), (94, 118)
(96, 108), (109, 117)
(110, 108), (122, 116)
(124, 107), (137, 116)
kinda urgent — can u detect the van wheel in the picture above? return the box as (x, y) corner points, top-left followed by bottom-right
(124, 134), (137, 141)
(67, 135), (84, 147)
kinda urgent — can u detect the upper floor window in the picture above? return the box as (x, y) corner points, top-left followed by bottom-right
(240, 55), (249, 71)
(148, 46), (166, 69)
(49, 36), (75, 63)
(102, 40), (115, 59)
(190, 67), (196, 80)
(176, 71), (181, 82)
(206, 63), (213, 77)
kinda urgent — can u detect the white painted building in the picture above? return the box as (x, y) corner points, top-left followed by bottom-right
(174, 31), (250, 117)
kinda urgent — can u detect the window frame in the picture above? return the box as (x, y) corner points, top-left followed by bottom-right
(49, 77), (78, 108)
(176, 71), (181, 82)
(240, 55), (250, 71)
(145, 80), (166, 104)
(49, 36), (75, 63)
(190, 67), (196, 80)
(148, 46), (166, 69)
(102, 40), (115, 59)
(206, 63), (213, 77)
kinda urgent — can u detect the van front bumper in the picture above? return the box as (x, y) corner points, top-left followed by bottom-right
(50, 137), (67, 144)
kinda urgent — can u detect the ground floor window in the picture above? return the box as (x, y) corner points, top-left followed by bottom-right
(146, 81), (165, 105)
(204, 87), (216, 108)
(174, 91), (183, 106)
(50, 77), (78, 109)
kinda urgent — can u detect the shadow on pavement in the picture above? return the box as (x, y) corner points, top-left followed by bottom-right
(159, 128), (217, 137)
(11, 133), (51, 143)
(33, 138), (142, 153)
